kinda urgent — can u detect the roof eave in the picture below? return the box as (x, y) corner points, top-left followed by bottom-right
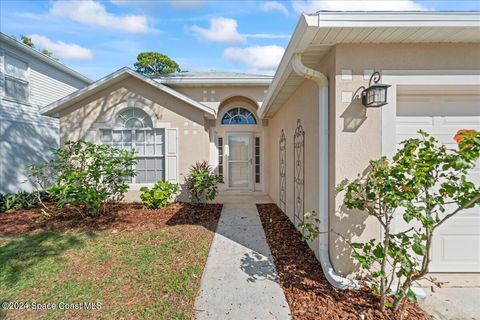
(259, 11), (480, 119)
(41, 68), (215, 117)
(0, 33), (92, 84)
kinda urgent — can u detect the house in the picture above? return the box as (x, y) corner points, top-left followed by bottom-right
(41, 69), (271, 192)
(40, 11), (479, 285)
(0, 33), (91, 193)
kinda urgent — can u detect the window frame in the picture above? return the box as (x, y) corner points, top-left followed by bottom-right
(101, 128), (166, 184)
(221, 107), (257, 125)
(2, 50), (30, 104)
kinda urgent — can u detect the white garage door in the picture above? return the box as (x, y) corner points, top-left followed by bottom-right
(394, 93), (480, 272)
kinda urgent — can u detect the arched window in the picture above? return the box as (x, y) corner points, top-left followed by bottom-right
(115, 108), (153, 128)
(221, 107), (257, 125)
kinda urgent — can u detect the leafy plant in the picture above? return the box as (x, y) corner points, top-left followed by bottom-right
(0, 190), (53, 213)
(183, 161), (223, 204)
(28, 140), (136, 215)
(336, 129), (480, 312)
(140, 181), (179, 209)
(298, 211), (320, 242)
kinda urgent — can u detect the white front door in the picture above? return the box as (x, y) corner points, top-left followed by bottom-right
(226, 134), (253, 190)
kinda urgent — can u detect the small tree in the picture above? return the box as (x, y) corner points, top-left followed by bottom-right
(337, 130), (480, 312)
(184, 161), (223, 205)
(134, 52), (181, 75)
(29, 140), (136, 215)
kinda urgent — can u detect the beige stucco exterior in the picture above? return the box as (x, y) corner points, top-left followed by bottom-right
(57, 75), (270, 192)
(58, 76), (211, 181)
(170, 85), (267, 113)
(266, 43), (480, 275)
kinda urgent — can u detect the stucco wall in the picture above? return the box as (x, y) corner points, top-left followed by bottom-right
(266, 49), (337, 258)
(58, 76), (211, 181)
(267, 43), (480, 275)
(331, 43), (480, 275)
(170, 85), (268, 113)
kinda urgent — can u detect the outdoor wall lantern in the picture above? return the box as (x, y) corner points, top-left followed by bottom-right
(361, 71), (391, 108)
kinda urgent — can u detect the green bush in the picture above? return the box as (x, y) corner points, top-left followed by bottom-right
(184, 161), (223, 204)
(28, 140), (136, 215)
(140, 181), (179, 209)
(0, 190), (53, 213)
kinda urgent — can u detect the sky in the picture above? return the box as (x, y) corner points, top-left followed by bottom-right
(1, 0), (479, 80)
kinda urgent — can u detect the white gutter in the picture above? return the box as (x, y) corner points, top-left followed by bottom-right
(291, 52), (359, 290)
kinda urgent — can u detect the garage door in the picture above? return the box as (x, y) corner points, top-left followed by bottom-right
(394, 93), (480, 272)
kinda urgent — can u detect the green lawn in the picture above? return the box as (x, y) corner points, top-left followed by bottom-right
(0, 226), (213, 319)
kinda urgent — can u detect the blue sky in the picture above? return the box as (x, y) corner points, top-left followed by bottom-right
(1, 0), (479, 80)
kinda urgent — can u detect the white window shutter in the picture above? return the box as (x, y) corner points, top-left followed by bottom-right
(165, 128), (178, 182)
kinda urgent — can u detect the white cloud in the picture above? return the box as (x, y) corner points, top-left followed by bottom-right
(50, 0), (152, 33)
(262, 1), (289, 16)
(223, 45), (285, 73)
(190, 18), (246, 44)
(29, 34), (93, 60)
(292, 0), (426, 13)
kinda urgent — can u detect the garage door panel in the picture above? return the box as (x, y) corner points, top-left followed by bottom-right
(393, 92), (480, 273)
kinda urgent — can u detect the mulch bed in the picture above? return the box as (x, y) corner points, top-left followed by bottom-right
(257, 203), (430, 320)
(0, 202), (222, 237)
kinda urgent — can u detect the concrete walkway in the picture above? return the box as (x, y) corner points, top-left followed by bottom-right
(194, 202), (291, 320)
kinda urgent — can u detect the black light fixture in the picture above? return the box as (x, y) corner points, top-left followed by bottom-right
(362, 71), (391, 108)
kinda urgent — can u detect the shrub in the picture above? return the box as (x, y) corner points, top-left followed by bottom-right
(0, 190), (53, 213)
(140, 181), (179, 209)
(28, 140), (136, 215)
(184, 161), (223, 204)
(336, 129), (480, 312)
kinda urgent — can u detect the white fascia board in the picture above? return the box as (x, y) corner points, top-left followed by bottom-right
(41, 68), (215, 117)
(0, 33), (92, 84)
(258, 14), (319, 118)
(316, 11), (480, 28)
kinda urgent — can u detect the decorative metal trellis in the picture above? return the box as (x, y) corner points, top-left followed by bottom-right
(279, 130), (286, 212)
(293, 119), (305, 226)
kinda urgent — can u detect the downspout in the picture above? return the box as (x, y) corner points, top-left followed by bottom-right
(292, 52), (359, 290)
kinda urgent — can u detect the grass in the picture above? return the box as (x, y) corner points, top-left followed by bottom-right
(0, 225), (214, 319)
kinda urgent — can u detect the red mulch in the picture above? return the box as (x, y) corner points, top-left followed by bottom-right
(257, 203), (430, 320)
(0, 202), (222, 237)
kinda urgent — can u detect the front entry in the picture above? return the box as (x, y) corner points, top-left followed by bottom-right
(226, 134), (253, 190)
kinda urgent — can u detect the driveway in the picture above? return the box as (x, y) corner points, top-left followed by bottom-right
(419, 273), (480, 320)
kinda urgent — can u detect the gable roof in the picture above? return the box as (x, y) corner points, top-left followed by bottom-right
(152, 71), (272, 86)
(41, 67), (216, 117)
(0, 33), (92, 84)
(258, 11), (480, 118)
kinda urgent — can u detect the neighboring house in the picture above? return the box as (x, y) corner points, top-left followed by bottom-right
(40, 12), (479, 285)
(0, 33), (91, 193)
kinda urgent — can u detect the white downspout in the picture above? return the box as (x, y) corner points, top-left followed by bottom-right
(292, 52), (359, 290)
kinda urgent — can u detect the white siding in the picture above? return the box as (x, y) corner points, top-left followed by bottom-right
(0, 39), (89, 193)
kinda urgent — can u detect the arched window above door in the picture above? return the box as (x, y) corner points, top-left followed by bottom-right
(115, 108), (153, 128)
(221, 107), (257, 125)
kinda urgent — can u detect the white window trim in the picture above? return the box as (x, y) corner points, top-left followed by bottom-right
(1, 49), (31, 105)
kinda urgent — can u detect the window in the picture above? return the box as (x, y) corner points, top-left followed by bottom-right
(101, 108), (164, 183)
(115, 108), (153, 128)
(218, 137), (223, 179)
(4, 54), (29, 103)
(221, 107), (257, 125)
(255, 137), (260, 183)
